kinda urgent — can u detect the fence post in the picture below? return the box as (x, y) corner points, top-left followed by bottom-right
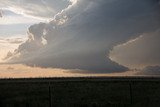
(49, 82), (52, 107)
(129, 82), (133, 105)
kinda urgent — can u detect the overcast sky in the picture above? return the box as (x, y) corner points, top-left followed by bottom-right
(0, 0), (160, 77)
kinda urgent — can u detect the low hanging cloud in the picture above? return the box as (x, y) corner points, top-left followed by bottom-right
(0, 37), (25, 62)
(109, 29), (160, 69)
(7, 38), (24, 44)
(136, 66), (160, 75)
(4, 0), (160, 73)
(0, 37), (25, 44)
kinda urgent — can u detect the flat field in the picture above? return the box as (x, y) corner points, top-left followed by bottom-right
(0, 77), (160, 107)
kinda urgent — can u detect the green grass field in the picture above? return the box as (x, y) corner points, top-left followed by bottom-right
(0, 77), (160, 107)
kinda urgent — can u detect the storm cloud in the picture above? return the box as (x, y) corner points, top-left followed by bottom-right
(109, 29), (160, 69)
(5, 0), (160, 73)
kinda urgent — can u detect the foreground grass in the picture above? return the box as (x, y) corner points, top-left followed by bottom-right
(0, 77), (160, 107)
